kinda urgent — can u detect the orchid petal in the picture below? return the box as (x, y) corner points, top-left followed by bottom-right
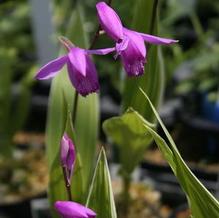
(54, 201), (96, 218)
(68, 48), (87, 77)
(139, 32), (178, 45)
(60, 133), (75, 171)
(86, 47), (115, 55)
(60, 133), (69, 166)
(35, 55), (67, 80)
(123, 28), (146, 58)
(67, 54), (99, 96)
(96, 2), (123, 41)
(118, 29), (146, 76)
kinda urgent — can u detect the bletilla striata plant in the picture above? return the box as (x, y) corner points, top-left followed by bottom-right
(35, 1), (180, 218)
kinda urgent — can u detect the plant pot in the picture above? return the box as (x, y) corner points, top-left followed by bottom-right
(24, 94), (48, 132)
(0, 192), (47, 218)
(112, 179), (167, 218)
(110, 163), (171, 218)
(177, 112), (219, 162)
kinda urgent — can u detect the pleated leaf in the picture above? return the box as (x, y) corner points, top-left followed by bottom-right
(136, 89), (219, 218)
(103, 110), (153, 174)
(86, 148), (117, 218)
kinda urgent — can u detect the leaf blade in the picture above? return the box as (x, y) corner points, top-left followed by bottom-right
(139, 88), (219, 218)
(86, 148), (117, 218)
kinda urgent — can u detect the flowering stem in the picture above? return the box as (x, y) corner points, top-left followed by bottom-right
(72, 91), (79, 125)
(121, 175), (131, 216)
(89, 25), (102, 49)
(64, 0), (114, 201)
(62, 166), (72, 201)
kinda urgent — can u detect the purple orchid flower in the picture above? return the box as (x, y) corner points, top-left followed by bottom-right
(55, 201), (96, 218)
(35, 37), (115, 96)
(60, 133), (76, 184)
(96, 2), (178, 76)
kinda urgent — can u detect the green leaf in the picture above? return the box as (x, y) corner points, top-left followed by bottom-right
(86, 148), (117, 218)
(138, 88), (219, 218)
(46, 4), (99, 212)
(122, 0), (164, 123)
(103, 110), (154, 174)
(163, 0), (196, 25)
(0, 48), (15, 149)
(10, 67), (35, 135)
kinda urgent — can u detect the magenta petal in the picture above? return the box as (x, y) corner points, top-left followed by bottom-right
(54, 201), (96, 218)
(60, 133), (75, 172)
(35, 55), (67, 80)
(123, 28), (146, 57)
(96, 2), (123, 41)
(139, 32), (178, 45)
(86, 47), (115, 55)
(67, 54), (99, 96)
(120, 29), (146, 76)
(60, 134), (69, 166)
(68, 48), (87, 76)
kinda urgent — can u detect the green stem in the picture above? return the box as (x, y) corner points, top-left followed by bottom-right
(62, 166), (72, 201)
(122, 174), (131, 216)
(72, 91), (79, 125)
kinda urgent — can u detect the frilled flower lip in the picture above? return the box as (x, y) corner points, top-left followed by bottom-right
(96, 1), (178, 76)
(35, 43), (115, 96)
(54, 201), (96, 218)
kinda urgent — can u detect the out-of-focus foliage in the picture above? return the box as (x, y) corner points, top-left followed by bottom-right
(0, 0), (35, 155)
(0, 0), (35, 77)
(159, 0), (219, 99)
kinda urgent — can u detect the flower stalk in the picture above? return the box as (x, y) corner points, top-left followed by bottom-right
(72, 91), (79, 125)
(62, 166), (73, 201)
(121, 174), (131, 216)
